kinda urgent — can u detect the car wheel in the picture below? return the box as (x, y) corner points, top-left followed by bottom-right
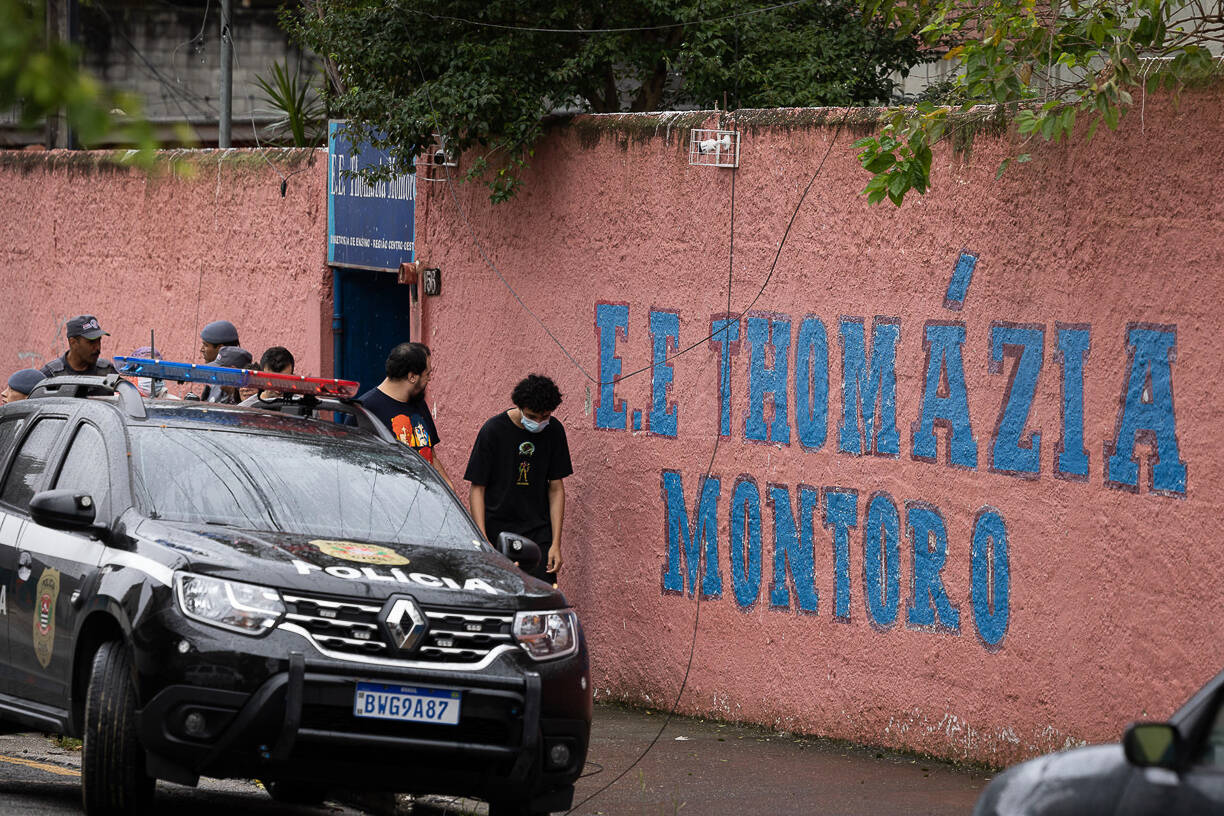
(265, 780), (328, 805)
(81, 641), (155, 816)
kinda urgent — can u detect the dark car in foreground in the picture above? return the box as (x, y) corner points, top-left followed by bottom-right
(0, 371), (591, 816)
(973, 667), (1224, 815)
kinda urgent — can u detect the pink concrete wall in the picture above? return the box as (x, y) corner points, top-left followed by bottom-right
(413, 92), (1224, 765)
(0, 149), (331, 378)
(1, 93), (1220, 767)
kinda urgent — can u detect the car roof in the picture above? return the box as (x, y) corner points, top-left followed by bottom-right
(18, 374), (396, 445)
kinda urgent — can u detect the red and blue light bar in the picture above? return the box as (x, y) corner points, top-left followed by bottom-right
(114, 357), (360, 398)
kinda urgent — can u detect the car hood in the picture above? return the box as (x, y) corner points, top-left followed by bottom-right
(973, 744), (1129, 816)
(133, 518), (559, 608)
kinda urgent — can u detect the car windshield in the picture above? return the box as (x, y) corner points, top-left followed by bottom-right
(129, 426), (477, 547)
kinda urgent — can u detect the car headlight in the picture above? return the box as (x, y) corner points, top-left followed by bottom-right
(513, 609), (579, 661)
(175, 572), (285, 635)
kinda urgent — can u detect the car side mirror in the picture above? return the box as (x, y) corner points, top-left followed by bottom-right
(495, 532), (541, 575)
(29, 489), (101, 534)
(1123, 722), (1182, 769)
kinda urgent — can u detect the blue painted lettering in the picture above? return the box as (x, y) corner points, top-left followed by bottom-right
(730, 478), (762, 608)
(710, 316), (741, 437)
(794, 317), (829, 450)
(595, 303), (629, 430)
(660, 471), (722, 597)
(905, 502), (960, 631)
(767, 484), (819, 613)
(1055, 324), (1091, 480)
(912, 322), (978, 468)
(822, 489), (857, 620)
(1106, 325), (1187, 495)
(971, 508), (1010, 648)
(746, 316), (791, 443)
(649, 310), (680, 437)
(989, 323), (1045, 476)
(838, 318), (900, 457)
(863, 493), (900, 627)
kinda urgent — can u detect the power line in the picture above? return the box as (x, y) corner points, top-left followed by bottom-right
(565, 129), (741, 816)
(411, 0), (813, 34)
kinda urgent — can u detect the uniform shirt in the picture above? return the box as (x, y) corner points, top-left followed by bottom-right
(463, 412), (572, 546)
(39, 353), (119, 379)
(357, 389), (440, 463)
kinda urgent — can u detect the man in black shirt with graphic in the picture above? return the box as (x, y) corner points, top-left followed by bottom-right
(464, 374), (572, 583)
(355, 342), (452, 488)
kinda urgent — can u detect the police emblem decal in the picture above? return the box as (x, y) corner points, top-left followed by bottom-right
(33, 568), (60, 668)
(311, 539), (411, 566)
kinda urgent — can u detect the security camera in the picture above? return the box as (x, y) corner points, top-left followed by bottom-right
(432, 149), (447, 165)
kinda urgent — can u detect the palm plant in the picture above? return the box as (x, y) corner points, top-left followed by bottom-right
(253, 59), (325, 147)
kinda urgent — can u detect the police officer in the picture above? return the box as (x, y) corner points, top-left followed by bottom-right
(39, 315), (119, 379)
(1, 369), (44, 404)
(208, 346), (253, 404)
(198, 319), (240, 401)
(200, 320), (240, 363)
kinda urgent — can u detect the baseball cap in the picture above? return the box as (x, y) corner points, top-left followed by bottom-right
(201, 320), (240, 345)
(214, 346), (253, 369)
(7, 369), (44, 395)
(66, 315), (109, 340)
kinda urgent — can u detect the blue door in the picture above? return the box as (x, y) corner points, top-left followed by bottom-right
(334, 268), (416, 395)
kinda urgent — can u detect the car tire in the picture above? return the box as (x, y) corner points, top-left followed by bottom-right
(81, 641), (155, 816)
(265, 780), (328, 805)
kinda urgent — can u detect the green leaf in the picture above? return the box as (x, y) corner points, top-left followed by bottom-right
(864, 153), (897, 173)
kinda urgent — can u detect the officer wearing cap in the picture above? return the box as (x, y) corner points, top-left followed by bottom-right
(198, 320), (240, 401)
(1, 369), (44, 404)
(200, 320), (240, 363)
(39, 315), (120, 379)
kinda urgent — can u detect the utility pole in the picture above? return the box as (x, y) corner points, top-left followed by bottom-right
(45, 0), (78, 149)
(219, 0), (232, 147)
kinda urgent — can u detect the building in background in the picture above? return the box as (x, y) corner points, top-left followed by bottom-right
(1, 0), (319, 148)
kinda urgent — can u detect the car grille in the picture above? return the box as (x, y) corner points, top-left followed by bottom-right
(281, 593), (516, 664)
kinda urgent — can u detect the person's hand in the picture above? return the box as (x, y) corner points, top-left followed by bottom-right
(547, 547), (563, 575)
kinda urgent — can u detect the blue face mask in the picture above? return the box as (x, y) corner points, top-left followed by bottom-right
(521, 415), (549, 433)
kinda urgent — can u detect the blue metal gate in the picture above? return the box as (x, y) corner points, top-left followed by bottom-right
(333, 268), (416, 395)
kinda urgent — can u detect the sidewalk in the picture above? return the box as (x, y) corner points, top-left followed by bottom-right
(413, 702), (993, 816)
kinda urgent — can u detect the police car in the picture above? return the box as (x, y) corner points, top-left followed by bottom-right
(0, 359), (591, 816)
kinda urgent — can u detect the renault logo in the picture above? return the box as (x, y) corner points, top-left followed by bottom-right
(380, 596), (427, 652)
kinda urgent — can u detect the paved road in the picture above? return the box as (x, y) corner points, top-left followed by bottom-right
(0, 704), (992, 815)
(567, 705), (990, 816)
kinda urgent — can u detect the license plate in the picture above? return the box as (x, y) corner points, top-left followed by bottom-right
(353, 682), (461, 725)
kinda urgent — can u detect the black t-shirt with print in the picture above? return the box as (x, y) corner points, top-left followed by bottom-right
(463, 412), (572, 546)
(357, 389), (440, 463)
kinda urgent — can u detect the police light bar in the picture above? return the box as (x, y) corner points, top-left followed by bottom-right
(114, 357), (360, 398)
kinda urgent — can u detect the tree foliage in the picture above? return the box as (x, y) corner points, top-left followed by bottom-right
(1, 0), (155, 158)
(288, 0), (922, 200)
(854, 0), (1224, 205)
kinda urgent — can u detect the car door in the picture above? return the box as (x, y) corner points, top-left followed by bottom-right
(0, 412), (31, 689)
(1117, 685), (1224, 815)
(9, 418), (111, 708)
(0, 413), (69, 700)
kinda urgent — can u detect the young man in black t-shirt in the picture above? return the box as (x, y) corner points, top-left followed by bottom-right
(355, 342), (453, 488)
(464, 374), (573, 583)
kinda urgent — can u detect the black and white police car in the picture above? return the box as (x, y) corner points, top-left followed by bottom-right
(0, 359), (591, 816)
